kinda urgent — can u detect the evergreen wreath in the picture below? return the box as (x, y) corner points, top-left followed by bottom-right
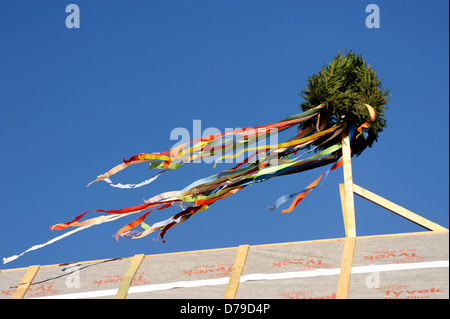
(298, 51), (391, 157)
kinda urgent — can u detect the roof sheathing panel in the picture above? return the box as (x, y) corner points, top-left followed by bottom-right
(1, 231), (448, 299)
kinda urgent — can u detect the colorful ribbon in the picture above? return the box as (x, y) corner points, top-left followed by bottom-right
(3, 104), (378, 264)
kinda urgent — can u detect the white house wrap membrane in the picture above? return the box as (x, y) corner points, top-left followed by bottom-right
(0, 232), (448, 299)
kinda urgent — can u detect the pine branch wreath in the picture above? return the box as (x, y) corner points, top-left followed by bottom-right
(298, 51), (391, 156)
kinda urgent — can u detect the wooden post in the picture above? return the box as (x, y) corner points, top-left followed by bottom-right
(12, 265), (40, 299)
(341, 130), (356, 237)
(336, 130), (357, 299)
(336, 237), (356, 299)
(115, 254), (145, 299)
(339, 183), (348, 237)
(224, 245), (249, 299)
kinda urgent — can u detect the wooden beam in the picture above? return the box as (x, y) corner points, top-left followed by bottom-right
(339, 183), (348, 237)
(224, 245), (249, 299)
(115, 254), (145, 299)
(341, 131), (356, 237)
(11, 265), (40, 299)
(336, 237), (356, 299)
(337, 132), (357, 298)
(353, 184), (448, 232)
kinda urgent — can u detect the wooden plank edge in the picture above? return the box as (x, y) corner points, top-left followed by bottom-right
(336, 237), (356, 299)
(115, 254), (145, 299)
(339, 183), (348, 237)
(224, 244), (250, 299)
(11, 265), (40, 299)
(353, 183), (448, 232)
(341, 132), (356, 237)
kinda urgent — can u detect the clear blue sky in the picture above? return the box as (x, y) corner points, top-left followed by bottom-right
(0, 0), (448, 269)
